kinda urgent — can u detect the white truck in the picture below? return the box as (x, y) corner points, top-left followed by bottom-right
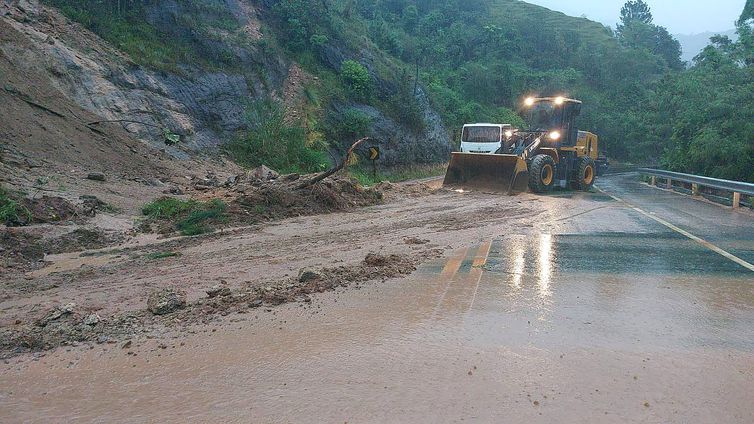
(460, 123), (514, 154)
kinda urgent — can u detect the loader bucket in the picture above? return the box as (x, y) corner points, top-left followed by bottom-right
(443, 153), (529, 194)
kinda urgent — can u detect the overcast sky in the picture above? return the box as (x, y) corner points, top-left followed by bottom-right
(525, 0), (745, 34)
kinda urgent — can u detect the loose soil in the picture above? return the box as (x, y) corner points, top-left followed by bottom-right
(0, 180), (542, 358)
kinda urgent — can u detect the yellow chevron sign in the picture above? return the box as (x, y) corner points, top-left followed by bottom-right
(369, 146), (380, 161)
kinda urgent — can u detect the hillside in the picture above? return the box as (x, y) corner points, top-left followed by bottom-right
(2, 0), (752, 184)
(3, 0), (675, 167)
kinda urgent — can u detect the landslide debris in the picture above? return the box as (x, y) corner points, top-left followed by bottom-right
(140, 172), (385, 236)
(0, 251), (439, 358)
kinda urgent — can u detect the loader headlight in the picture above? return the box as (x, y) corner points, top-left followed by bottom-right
(524, 97), (535, 107)
(504, 130), (514, 138)
(548, 131), (561, 140)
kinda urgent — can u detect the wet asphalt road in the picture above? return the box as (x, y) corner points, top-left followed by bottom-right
(2, 173), (753, 423)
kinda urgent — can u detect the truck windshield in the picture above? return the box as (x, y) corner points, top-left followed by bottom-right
(462, 126), (501, 143)
(528, 103), (561, 130)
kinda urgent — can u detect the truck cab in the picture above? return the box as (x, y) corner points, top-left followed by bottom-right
(460, 124), (513, 154)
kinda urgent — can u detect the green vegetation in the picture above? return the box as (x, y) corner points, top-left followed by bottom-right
(44, 0), (754, 182)
(224, 100), (329, 174)
(42, 0), (241, 72)
(142, 197), (228, 236)
(0, 185), (31, 226)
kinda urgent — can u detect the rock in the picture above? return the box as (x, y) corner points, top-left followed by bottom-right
(83, 314), (100, 326)
(163, 187), (184, 195)
(80, 195), (106, 216)
(86, 173), (106, 181)
(146, 288), (187, 315)
(298, 268), (321, 283)
(37, 303), (76, 326)
(251, 165), (280, 181)
(206, 285), (231, 298)
(147, 178), (165, 187)
(248, 299), (263, 308)
(281, 173), (300, 182)
(121, 340), (132, 349)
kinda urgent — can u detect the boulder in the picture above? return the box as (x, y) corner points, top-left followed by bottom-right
(86, 173), (106, 181)
(147, 288), (187, 315)
(206, 285), (231, 298)
(298, 268), (322, 283)
(251, 165), (280, 181)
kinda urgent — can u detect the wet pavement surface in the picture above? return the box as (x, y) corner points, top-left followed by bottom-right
(1, 173), (753, 423)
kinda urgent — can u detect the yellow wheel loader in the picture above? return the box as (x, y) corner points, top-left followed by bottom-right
(443, 97), (601, 194)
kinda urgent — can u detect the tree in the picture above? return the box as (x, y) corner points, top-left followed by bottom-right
(619, 0), (653, 27)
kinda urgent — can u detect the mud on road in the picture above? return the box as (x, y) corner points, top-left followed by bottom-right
(0, 179), (543, 357)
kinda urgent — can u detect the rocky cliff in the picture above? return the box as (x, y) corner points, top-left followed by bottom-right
(1, 0), (450, 165)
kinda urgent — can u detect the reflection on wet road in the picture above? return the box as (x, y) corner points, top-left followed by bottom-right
(2, 174), (753, 423)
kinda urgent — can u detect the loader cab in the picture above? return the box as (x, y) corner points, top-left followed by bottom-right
(523, 97), (581, 147)
(460, 124), (513, 154)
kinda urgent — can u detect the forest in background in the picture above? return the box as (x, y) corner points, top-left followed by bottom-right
(42, 0), (754, 182)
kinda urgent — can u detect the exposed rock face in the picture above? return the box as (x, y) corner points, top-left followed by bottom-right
(0, 0), (451, 165)
(344, 87), (451, 166)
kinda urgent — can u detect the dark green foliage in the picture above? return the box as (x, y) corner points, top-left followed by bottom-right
(224, 100), (329, 174)
(142, 197), (228, 236)
(331, 108), (373, 141)
(619, 0), (653, 27)
(340, 60), (372, 100)
(42, 0), (241, 72)
(142, 197), (198, 219)
(0, 186), (31, 226)
(42, 0), (754, 182)
(176, 199), (227, 236)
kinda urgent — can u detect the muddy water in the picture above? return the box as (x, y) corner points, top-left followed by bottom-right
(2, 226), (754, 423)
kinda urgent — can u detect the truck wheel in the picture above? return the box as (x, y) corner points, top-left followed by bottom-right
(528, 154), (556, 193)
(576, 157), (596, 191)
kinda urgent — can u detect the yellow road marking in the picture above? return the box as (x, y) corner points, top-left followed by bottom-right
(431, 248), (470, 317)
(468, 240), (492, 311)
(597, 188), (754, 272)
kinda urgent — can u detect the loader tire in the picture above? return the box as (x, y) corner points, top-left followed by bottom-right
(576, 157), (596, 191)
(528, 154), (556, 193)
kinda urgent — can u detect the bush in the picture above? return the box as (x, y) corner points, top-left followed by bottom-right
(0, 186), (31, 226)
(340, 60), (372, 100)
(224, 100), (329, 174)
(142, 198), (228, 236)
(331, 108), (373, 141)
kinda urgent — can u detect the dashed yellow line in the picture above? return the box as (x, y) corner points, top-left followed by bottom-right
(468, 240), (492, 311)
(597, 188), (754, 272)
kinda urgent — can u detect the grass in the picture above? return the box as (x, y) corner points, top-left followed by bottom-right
(0, 185), (31, 226)
(142, 197), (228, 236)
(349, 163), (448, 186)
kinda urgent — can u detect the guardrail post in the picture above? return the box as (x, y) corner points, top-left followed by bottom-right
(650, 176), (656, 186)
(691, 183), (699, 196)
(732, 192), (741, 209)
(666, 178), (672, 189)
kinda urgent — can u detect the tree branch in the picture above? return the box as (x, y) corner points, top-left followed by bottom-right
(296, 137), (371, 189)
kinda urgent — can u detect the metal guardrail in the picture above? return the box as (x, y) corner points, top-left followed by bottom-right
(638, 168), (754, 208)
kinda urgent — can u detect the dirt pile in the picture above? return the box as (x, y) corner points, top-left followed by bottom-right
(141, 173), (386, 236)
(0, 227), (124, 274)
(0, 252), (431, 357)
(229, 174), (384, 220)
(374, 181), (435, 200)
